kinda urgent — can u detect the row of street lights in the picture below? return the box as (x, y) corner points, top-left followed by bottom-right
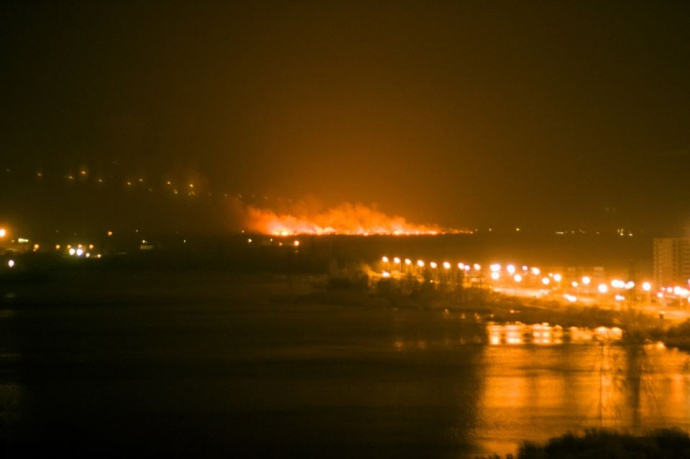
(379, 255), (688, 306)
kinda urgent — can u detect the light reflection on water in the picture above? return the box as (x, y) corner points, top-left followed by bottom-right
(2, 273), (690, 457)
(474, 341), (690, 455)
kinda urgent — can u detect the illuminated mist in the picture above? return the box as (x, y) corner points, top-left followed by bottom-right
(233, 201), (467, 236)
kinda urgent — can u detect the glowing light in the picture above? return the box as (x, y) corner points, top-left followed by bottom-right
(430, 262), (438, 269)
(393, 257), (401, 264)
(625, 281), (635, 290)
(674, 286), (690, 297)
(598, 284), (608, 294)
(458, 263), (464, 270)
(611, 279), (625, 289)
(237, 201), (465, 236)
(553, 273), (562, 282)
(506, 265), (516, 274)
(0, 228), (5, 238)
(69, 248), (76, 256)
(572, 281), (579, 287)
(473, 263), (481, 271)
(382, 256), (389, 263)
(7, 259), (15, 268)
(564, 294), (577, 303)
(491, 272), (499, 280)
(642, 281), (652, 292)
(541, 277), (550, 285)
(581, 276), (591, 285)
(76, 248), (84, 257)
(531, 267), (540, 275)
(293, 240), (300, 247)
(514, 274), (522, 282)
(443, 261), (451, 270)
(615, 294), (626, 302)
(490, 264), (501, 272)
(404, 259), (411, 265)
(417, 260), (425, 268)
(382, 271), (391, 278)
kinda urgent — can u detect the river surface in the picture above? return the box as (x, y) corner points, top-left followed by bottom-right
(1, 270), (689, 458)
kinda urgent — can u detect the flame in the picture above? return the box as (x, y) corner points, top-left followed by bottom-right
(236, 201), (464, 236)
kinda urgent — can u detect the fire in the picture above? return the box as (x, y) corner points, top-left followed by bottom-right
(236, 201), (462, 236)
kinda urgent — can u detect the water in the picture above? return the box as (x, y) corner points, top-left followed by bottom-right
(1, 270), (689, 457)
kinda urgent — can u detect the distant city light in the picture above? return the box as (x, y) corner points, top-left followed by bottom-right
(598, 284), (608, 294)
(642, 282), (652, 292)
(7, 259), (15, 268)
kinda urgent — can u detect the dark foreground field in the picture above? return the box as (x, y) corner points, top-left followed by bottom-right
(1, 270), (491, 458)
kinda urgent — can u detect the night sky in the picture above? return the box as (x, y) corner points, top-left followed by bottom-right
(2, 1), (689, 234)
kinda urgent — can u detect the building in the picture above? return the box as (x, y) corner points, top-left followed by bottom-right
(653, 238), (690, 288)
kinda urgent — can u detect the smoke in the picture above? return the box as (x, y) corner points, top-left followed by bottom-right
(231, 199), (455, 235)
